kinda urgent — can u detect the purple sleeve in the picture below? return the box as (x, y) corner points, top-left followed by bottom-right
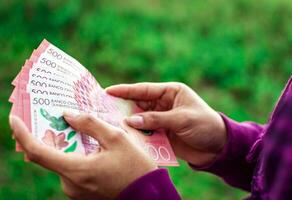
(116, 168), (181, 200)
(191, 114), (265, 191)
(260, 90), (292, 199)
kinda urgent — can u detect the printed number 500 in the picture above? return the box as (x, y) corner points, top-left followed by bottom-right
(146, 145), (171, 161)
(33, 97), (50, 105)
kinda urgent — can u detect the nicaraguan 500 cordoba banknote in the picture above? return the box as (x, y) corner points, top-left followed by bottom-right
(9, 39), (178, 166)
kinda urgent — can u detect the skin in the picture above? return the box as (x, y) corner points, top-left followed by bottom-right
(10, 114), (157, 200)
(9, 82), (227, 199)
(106, 82), (227, 166)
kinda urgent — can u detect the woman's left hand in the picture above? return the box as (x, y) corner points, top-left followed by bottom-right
(9, 113), (157, 200)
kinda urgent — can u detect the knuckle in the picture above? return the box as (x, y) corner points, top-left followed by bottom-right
(166, 82), (186, 92)
(81, 115), (95, 125)
(169, 81), (183, 87)
(176, 82), (187, 90)
(146, 113), (158, 125)
(108, 130), (124, 143)
(80, 115), (96, 130)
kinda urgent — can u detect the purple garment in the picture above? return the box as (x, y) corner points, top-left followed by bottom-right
(116, 168), (181, 200)
(193, 76), (292, 199)
(117, 76), (292, 200)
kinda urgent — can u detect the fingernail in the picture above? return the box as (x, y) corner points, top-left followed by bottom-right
(63, 111), (78, 120)
(9, 115), (17, 130)
(104, 87), (111, 92)
(126, 115), (144, 127)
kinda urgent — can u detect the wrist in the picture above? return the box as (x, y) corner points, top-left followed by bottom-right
(216, 113), (227, 153)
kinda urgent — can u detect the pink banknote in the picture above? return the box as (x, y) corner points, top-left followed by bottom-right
(9, 39), (178, 166)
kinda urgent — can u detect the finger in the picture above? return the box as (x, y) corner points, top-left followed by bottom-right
(136, 101), (151, 111)
(136, 100), (158, 111)
(105, 82), (180, 101)
(125, 110), (178, 130)
(9, 116), (81, 175)
(63, 112), (121, 147)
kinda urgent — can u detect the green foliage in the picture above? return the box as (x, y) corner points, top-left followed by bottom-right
(0, 0), (291, 199)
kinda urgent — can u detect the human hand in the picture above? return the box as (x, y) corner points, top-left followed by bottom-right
(9, 114), (157, 200)
(106, 82), (227, 166)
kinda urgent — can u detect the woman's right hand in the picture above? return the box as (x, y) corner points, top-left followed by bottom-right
(107, 82), (227, 166)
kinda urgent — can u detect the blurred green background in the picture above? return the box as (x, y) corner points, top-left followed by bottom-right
(0, 0), (291, 199)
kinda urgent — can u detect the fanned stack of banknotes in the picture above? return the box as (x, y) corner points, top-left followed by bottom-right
(9, 39), (178, 166)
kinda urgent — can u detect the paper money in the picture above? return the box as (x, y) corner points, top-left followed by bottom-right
(9, 39), (178, 166)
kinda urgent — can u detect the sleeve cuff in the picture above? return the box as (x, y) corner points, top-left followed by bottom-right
(116, 168), (181, 200)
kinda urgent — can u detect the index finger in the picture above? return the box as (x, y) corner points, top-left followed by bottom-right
(10, 116), (86, 176)
(106, 82), (174, 100)
(63, 113), (123, 148)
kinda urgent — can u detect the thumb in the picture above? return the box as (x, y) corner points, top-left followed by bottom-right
(126, 110), (177, 130)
